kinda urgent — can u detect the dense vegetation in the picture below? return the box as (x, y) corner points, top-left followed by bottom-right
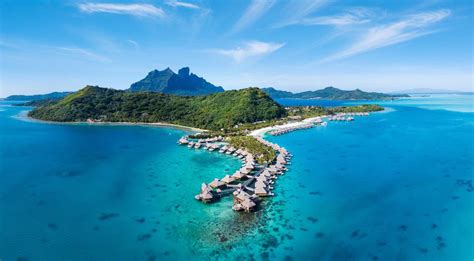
(16, 99), (61, 107)
(263, 87), (408, 100)
(286, 104), (384, 118)
(5, 91), (72, 101)
(228, 136), (276, 164)
(29, 86), (286, 131)
(129, 67), (224, 95)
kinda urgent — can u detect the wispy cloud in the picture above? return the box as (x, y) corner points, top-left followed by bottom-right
(56, 47), (111, 62)
(299, 8), (374, 27)
(275, 0), (329, 27)
(127, 40), (139, 49)
(166, 0), (199, 9)
(214, 41), (284, 63)
(322, 9), (451, 62)
(78, 3), (165, 17)
(230, 0), (276, 34)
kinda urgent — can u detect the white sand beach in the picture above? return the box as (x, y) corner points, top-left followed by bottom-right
(250, 116), (326, 137)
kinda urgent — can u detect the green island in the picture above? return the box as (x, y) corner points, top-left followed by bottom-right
(286, 104), (384, 118)
(29, 86), (286, 131)
(262, 86), (409, 100)
(29, 85), (384, 133)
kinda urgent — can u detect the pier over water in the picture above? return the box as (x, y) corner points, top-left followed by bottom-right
(178, 135), (291, 212)
(177, 112), (369, 212)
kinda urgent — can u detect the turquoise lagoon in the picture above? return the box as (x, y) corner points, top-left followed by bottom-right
(0, 95), (473, 260)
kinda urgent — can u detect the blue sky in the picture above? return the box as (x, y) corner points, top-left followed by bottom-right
(0, 0), (472, 96)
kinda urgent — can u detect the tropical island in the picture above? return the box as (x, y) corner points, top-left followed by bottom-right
(25, 74), (384, 212)
(28, 85), (383, 132)
(262, 86), (409, 100)
(4, 91), (73, 101)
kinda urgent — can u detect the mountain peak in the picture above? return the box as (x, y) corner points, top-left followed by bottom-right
(178, 67), (190, 77)
(129, 67), (224, 95)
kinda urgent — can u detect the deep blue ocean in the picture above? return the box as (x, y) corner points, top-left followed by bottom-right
(1, 95), (473, 260)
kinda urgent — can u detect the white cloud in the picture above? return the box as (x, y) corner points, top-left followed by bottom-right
(230, 0), (276, 34)
(275, 0), (329, 27)
(214, 41), (284, 63)
(78, 3), (165, 17)
(322, 9), (451, 62)
(166, 0), (200, 9)
(299, 8), (374, 26)
(127, 40), (139, 48)
(56, 47), (111, 62)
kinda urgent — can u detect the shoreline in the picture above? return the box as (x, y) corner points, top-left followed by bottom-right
(23, 113), (206, 132)
(249, 115), (328, 137)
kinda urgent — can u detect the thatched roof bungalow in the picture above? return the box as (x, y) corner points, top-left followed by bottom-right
(221, 175), (235, 184)
(209, 178), (225, 188)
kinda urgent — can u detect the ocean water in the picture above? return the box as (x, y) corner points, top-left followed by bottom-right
(277, 94), (474, 113)
(0, 96), (473, 260)
(343, 94), (474, 113)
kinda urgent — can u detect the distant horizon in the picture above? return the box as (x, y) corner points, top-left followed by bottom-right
(1, 1), (472, 96)
(2, 76), (472, 99)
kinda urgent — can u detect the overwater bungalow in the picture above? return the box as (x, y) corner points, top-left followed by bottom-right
(244, 162), (254, 170)
(267, 165), (280, 174)
(195, 183), (215, 203)
(232, 171), (245, 179)
(178, 137), (189, 145)
(232, 189), (257, 212)
(256, 174), (273, 184)
(210, 144), (220, 152)
(277, 155), (287, 164)
(195, 142), (202, 149)
(240, 167), (251, 175)
(209, 178), (225, 189)
(219, 145), (228, 153)
(255, 179), (273, 189)
(255, 185), (273, 197)
(275, 163), (287, 171)
(221, 175), (235, 184)
(261, 170), (273, 178)
(187, 141), (195, 148)
(246, 154), (254, 161)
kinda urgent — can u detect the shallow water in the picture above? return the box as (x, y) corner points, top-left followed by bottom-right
(346, 94), (474, 113)
(265, 104), (473, 260)
(0, 96), (473, 260)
